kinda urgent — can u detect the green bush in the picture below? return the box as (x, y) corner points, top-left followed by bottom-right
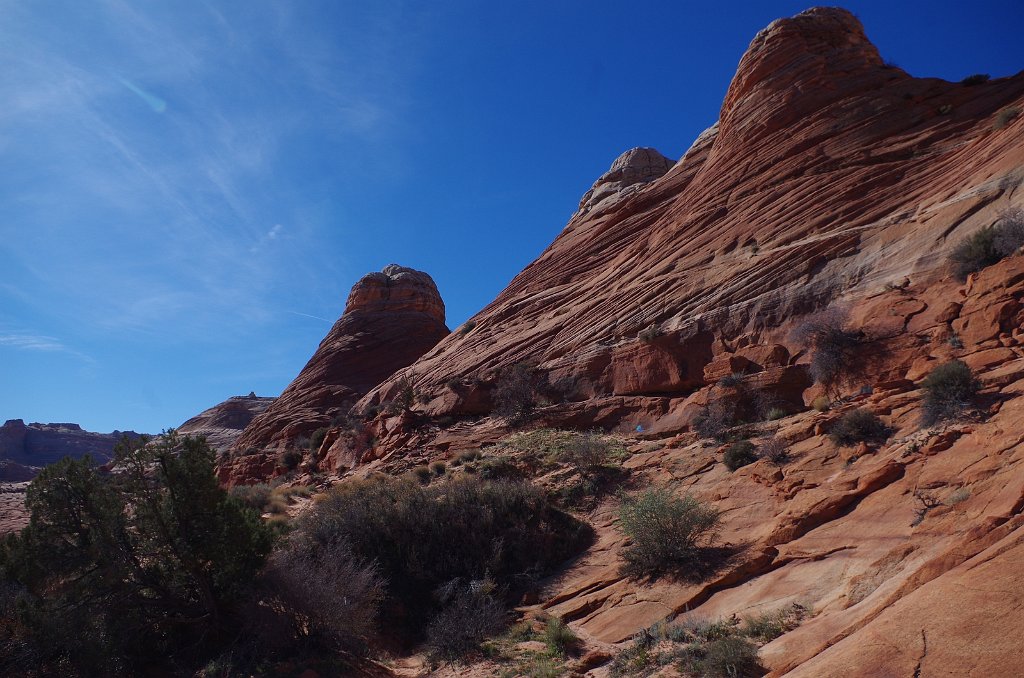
(309, 426), (329, 451)
(921, 360), (980, 425)
(696, 636), (762, 678)
(544, 616), (578, 656)
(429, 460), (448, 476)
(230, 482), (274, 512)
(995, 107), (1020, 129)
(0, 434), (273, 674)
(280, 449), (303, 470)
(829, 409), (891, 447)
(617, 489), (720, 579)
(723, 441), (757, 471)
(950, 210), (1024, 281)
(292, 475), (589, 631)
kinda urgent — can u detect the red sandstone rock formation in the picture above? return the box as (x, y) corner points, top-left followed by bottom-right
(177, 393), (275, 453)
(319, 7), (1024, 676)
(230, 264), (448, 458)
(0, 418), (144, 470)
(358, 8), (1023, 432)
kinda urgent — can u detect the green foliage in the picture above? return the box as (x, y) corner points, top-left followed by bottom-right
(695, 636), (762, 677)
(429, 460), (447, 476)
(280, 448), (303, 470)
(829, 409), (891, 447)
(229, 482), (273, 512)
(617, 489), (721, 579)
(638, 325), (663, 343)
(950, 211), (1024, 281)
(994, 107), (1020, 129)
(921, 359), (980, 425)
(811, 396), (831, 412)
(544, 616), (578, 656)
(292, 475), (589, 631)
(723, 441), (757, 471)
(309, 426), (329, 451)
(0, 433), (274, 674)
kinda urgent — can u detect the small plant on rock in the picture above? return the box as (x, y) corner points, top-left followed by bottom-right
(723, 441), (757, 471)
(617, 489), (721, 579)
(544, 616), (578, 656)
(792, 307), (862, 394)
(829, 409), (891, 447)
(949, 209), (1024, 281)
(493, 362), (543, 424)
(920, 359), (980, 426)
(758, 437), (788, 465)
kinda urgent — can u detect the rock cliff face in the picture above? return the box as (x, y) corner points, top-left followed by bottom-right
(359, 8), (1024, 426)
(0, 419), (144, 471)
(315, 7), (1024, 676)
(177, 393), (275, 453)
(229, 264), (449, 461)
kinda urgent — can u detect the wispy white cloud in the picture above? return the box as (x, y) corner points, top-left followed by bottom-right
(0, 332), (95, 364)
(0, 1), (417, 342)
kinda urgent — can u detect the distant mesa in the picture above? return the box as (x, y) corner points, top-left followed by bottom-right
(0, 418), (146, 478)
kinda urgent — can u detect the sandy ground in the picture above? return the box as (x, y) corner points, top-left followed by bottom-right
(0, 482), (30, 534)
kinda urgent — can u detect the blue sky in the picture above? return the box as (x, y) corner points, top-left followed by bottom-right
(2, 1), (1021, 434)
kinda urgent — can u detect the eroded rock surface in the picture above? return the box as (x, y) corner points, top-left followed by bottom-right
(178, 393), (275, 453)
(224, 265), (448, 482)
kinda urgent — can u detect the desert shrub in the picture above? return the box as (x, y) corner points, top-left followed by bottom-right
(792, 307), (862, 393)
(920, 359), (980, 425)
(829, 409), (891, 447)
(309, 427), (329, 451)
(638, 325), (663, 343)
(723, 441), (757, 471)
(995, 107), (1021, 129)
(561, 432), (620, 475)
(459, 321), (476, 336)
(493, 363), (543, 424)
(280, 449), (303, 470)
(293, 475), (589, 631)
(696, 636), (762, 678)
(478, 455), (522, 481)
(458, 450), (482, 464)
(617, 489), (721, 579)
(950, 211), (1024, 281)
(694, 399), (738, 442)
(992, 208), (1024, 255)
(424, 580), (508, 661)
(758, 437), (788, 465)
(0, 434), (273, 674)
(543, 616), (578, 656)
(764, 407), (787, 421)
(718, 372), (745, 388)
(268, 538), (383, 650)
(429, 461), (448, 476)
(230, 482), (274, 512)
(961, 73), (990, 85)
(946, 487), (971, 506)
(811, 396), (831, 412)
(411, 465), (433, 484)
(950, 227), (1001, 280)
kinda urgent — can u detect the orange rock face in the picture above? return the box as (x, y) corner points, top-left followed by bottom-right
(177, 393), (275, 453)
(358, 7), (1023, 431)
(325, 7), (1024, 676)
(229, 265), (448, 465)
